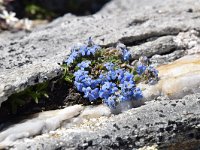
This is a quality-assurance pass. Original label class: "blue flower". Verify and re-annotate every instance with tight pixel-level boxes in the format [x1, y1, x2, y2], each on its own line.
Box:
[103, 95, 117, 108]
[104, 62, 115, 70]
[79, 45, 88, 56]
[119, 95, 129, 102]
[74, 70, 89, 82]
[116, 43, 131, 61]
[74, 70, 88, 76]
[102, 82, 118, 92]
[122, 49, 131, 61]
[99, 82, 118, 99]
[99, 89, 110, 99]
[87, 37, 101, 53]
[133, 87, 143, 100]
[79, 45, 100, 56]
[90, 79, 99, 89]
[147, 66, 159, 78]
[120, 71, 134, 84]
[82, 78, 99, 88]
[78, 38, 100, 56]
[74, 81, 84, 92]
[116, 69, 125, 81]
[82, 77, 92, 86]
[77, 61, 91, 69]
[65, 50, 79, 65]
[136, 64, 147, 75]
[98, 74, 109, 84]
[82, 87, 99, 101]
[88, 45, 100, 55]
[107, 70, 117, 81]
[119, 81, 135, 90]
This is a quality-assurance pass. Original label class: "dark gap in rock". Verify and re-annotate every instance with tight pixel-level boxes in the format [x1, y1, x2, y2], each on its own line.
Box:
[100, 34, 179, 49]
[126, 19, 148, 27]
[118, 29, 181, 47]
[6, 0, 111, 20]
[0, 73, 100, 131]
[188, 133, 195, 138]
[187, 8, 193, 13]
[192, 15, 200, 20]
[158, 47, 178, 56]
[120, 35, 166, 47]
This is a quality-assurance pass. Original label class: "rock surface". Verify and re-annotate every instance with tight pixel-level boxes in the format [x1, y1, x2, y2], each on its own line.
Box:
[0, 105, 111, 148]
[140, 54, 200, 100]
[8, 93, 200, 150]
[1, 0, 200, 105]
[0, 0, 200, 149]
[0, 105, 83, 147]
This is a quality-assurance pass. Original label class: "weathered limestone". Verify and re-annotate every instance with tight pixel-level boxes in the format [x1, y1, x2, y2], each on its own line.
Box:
[0, 0, 200, 149]
[149, 30, 200, 66]
[8, 93, 200, 149]
[129, 36, 177, 59]
[1, 0, 200, 105]
[0, 105, 83, 147]
[0, 104, 111, 148]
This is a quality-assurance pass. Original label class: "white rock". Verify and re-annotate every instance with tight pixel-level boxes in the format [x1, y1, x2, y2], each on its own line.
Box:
[0, 105, 83, 147]
[140, 54, 200, 100]
[62, 105, 112, 129]
[80, 104, 111, 119]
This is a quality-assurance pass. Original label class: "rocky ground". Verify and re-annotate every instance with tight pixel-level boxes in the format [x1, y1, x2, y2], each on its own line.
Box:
[0, 0, 200, 149]
[9, 94, 200, 150]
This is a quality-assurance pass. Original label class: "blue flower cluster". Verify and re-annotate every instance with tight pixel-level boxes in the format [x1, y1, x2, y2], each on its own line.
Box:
[136, 56, 158, 79]
[136, 58, 159, 85]
[64, 38, 158, 109]
[74, 67, 100, 101]
[147, 66, 159, 78]
[136, 64, 147, 75]
[74, 62, 143, 108]
[65, 38, 100, 65]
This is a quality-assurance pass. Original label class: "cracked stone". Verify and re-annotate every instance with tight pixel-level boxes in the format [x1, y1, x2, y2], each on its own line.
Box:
[1, 0, 200, 105]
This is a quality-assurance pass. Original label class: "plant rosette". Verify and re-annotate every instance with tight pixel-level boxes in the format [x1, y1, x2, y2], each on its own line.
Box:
[63, 38, 158, 109]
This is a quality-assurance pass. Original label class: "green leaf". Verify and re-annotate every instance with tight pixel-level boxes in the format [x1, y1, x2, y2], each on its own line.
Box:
[35, 97, 39, 104]
[134, 75, 141, 82]
[64, 76, 73, 83]
[75, 66, 79, 71]
[43, 93, 49, 98]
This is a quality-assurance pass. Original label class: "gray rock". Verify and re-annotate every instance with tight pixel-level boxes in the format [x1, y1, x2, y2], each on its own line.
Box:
[10, 93, 200, 149]
[149, 50, 186, 66]
[1, 0, 200, 105]
[100, 0, 200, 16]
[129, 36, 177, 59]
[0, 0, 199, 149]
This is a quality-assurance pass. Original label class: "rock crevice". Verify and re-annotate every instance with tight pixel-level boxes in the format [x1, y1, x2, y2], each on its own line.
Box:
[9, 94, 200, 150]
[0, 0, 200, 149]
